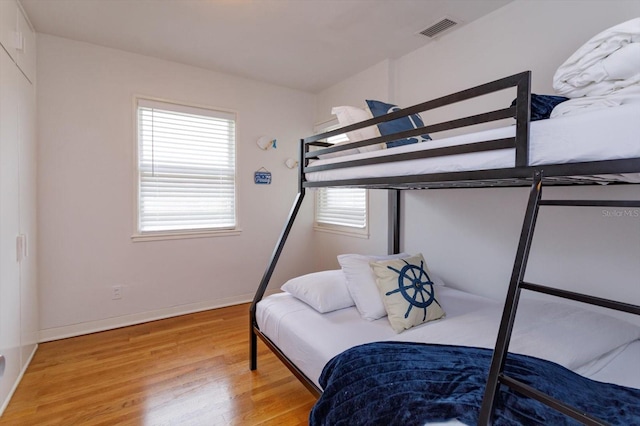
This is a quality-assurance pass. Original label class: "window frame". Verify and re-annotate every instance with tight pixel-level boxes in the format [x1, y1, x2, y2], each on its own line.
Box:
[313, 120, 369, 238]
[131, 96, 241, 242]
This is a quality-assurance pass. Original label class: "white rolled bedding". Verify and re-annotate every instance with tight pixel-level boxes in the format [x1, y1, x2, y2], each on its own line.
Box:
[553, 17, 640, 98]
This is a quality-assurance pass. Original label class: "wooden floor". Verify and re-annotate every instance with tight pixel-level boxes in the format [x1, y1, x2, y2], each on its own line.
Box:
[1, 304, 316, 425]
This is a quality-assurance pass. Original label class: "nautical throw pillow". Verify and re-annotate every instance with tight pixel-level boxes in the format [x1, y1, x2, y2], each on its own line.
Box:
[370, 253, 445, 333]
[365, 100, 431, 148]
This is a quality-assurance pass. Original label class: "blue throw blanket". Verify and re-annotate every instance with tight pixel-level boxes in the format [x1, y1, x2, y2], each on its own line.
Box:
[510, 93, 569, 121]
[310, 342, 640, 425]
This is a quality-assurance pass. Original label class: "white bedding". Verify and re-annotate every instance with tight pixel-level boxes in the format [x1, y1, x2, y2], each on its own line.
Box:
[551, 84, 640, 117]
[306, 103, 640, 184]
[553, 17, 640, 98]
[256, 286, 640, 389]
[586, 340, 640, 388]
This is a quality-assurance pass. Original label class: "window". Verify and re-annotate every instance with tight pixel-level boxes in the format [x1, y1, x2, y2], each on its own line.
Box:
[135, 98, 236, 239]
[314, 133, 368, 236]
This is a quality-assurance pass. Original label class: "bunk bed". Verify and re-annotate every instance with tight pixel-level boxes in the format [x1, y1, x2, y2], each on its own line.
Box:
[250, 20, 640, 423]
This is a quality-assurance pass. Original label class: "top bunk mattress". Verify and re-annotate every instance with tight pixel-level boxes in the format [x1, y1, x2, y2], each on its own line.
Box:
[306, 103, 640, 184]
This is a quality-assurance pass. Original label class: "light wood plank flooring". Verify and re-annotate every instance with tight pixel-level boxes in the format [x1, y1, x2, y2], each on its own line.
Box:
[0, 304, 316, 425]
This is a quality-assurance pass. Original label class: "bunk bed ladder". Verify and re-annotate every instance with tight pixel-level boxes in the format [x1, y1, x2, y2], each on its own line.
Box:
[479, 170, 640, 426]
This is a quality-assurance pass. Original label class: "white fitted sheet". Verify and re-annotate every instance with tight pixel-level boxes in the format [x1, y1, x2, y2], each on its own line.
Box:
[256, 287, 640, 389]
[257, 287, 497, 388]
[306, 103, 640, 183]
[581, 340, 640, 389]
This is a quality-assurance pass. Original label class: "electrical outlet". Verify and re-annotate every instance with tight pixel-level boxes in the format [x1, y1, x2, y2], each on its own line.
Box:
[112, 285, 123, 300]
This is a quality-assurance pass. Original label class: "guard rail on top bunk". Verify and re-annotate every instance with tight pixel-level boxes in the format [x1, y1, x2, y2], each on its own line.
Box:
[249, 70, 640, 397]
[303, 70, 532, 190]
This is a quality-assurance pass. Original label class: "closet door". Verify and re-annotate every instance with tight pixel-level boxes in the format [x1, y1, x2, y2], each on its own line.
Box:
[15, 5, 35, 83]
[0, 0, 18, 61]
[0, 46, 22, 408]
[18, 70, 37, 363]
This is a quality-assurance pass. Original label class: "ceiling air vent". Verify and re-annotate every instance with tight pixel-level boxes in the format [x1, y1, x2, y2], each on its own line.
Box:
[419, 18, 458, 38]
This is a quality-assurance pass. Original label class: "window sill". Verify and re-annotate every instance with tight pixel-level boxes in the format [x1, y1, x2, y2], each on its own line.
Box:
[313, 225, 369, 239]
[131, 228, 242, 242]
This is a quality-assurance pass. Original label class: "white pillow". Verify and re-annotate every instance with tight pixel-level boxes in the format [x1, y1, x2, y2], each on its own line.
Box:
[318, 106, 384, 159]
[316, 138, 360, 159]
[281, 270, 354, 313]
[338, 253, 409, 320]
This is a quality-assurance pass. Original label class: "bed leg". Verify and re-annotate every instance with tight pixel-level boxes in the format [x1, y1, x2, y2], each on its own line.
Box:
[388, 189, 401, 254]
[250, 323, 258, 370]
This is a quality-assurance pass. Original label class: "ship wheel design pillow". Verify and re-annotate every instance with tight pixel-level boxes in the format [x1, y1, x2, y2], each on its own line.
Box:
[370, 253, 445, 333]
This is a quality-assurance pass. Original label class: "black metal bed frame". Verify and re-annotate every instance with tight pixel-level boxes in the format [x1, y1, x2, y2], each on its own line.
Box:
[478, 171, 640, 425]
[249, 70, 640, 420]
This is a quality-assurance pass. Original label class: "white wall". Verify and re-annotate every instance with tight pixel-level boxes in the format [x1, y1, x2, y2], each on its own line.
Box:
[315, 0, 640, 312]
[315, 59, 392, 125]
[37, 35, 316, 339]
[37, 0, 640, 338]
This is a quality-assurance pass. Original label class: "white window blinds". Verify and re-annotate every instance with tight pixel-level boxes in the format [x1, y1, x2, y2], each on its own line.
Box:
[137, 99, 236, 233]
[315, 133, 367, 230]
[316, 187, 367, 228]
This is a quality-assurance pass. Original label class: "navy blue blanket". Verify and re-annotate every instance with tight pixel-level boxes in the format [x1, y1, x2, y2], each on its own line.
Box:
[310, 342, 640, 425]
[510, 93, 569, 121]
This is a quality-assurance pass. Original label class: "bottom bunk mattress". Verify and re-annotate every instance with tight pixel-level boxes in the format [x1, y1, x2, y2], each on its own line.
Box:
[309, 342, 640, 426]
[256, 287, 640, 389]
[256, 287, 499, 387]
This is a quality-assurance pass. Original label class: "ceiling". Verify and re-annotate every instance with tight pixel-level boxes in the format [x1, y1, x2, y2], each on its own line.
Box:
[21, 0, 512, 93]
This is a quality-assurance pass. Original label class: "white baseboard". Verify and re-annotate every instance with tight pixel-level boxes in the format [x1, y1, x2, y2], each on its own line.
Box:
[0, 344, 38, 417]
[39, 289, 280, 343]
